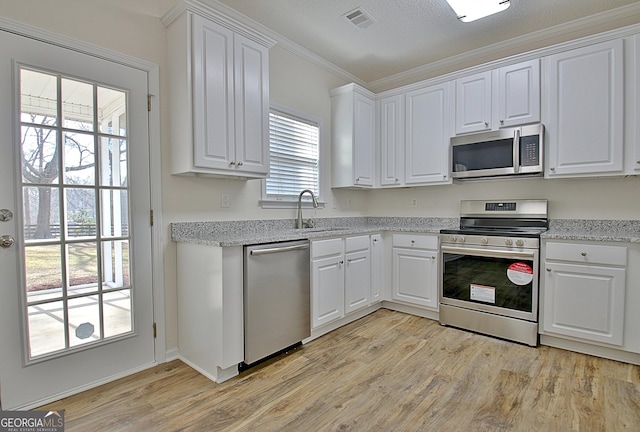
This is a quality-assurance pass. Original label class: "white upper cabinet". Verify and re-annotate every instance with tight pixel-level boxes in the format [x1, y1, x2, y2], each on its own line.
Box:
[630, 34, 640, 174]
[164, 4, 273, 178]
[331, 84, 376, 188]
[378, 94, 404, 186]
[455, 71, 492, 134]
[405, 83, 451, 185]
[455, 60, 540, 135]
[497, 59, 540, 128]
[544, 39, 624, 177]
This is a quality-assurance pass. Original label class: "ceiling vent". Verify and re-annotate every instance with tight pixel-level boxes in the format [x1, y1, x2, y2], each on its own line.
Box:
[344, 7, 377, 29]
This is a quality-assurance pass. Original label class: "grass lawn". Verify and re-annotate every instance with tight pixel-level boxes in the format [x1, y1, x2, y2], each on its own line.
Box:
[24, 242, 129, 292]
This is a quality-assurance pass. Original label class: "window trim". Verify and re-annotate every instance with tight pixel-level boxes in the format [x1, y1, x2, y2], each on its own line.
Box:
[260, 102, 324, 209]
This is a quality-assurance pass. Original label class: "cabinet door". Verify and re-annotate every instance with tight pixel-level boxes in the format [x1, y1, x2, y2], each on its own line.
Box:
[191, 14, 235, 170]
[546, 39, 624, 177]
[392, 247, 438, 309]
[455, 71, 491, 134]
[543, 262, 626, 346]
[633, 34, 640, 174]
[233, 34, 269, 175]
[498, 59, 540, 128]
[344, 249, 371, 314]
[353, 93, 375, 186]
[311, 255, 344, 328]
[378, 95, 404, 186]
[370, 234, 383, 304]
[405, 83, 450, 185]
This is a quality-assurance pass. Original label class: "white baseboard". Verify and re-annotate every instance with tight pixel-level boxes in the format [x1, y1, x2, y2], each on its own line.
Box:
[165, 347, 180, 362]
[11, 361, 157, 411]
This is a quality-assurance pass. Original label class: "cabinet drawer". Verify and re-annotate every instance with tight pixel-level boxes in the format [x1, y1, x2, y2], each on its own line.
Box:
[392, 233, 437, 250]
[545, 242, 627, 266]
[311, 238, 343, 258]
[345, 235, 370, 253]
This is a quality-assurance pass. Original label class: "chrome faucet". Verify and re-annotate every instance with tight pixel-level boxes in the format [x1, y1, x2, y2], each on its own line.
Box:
[296, 189, 319, 229]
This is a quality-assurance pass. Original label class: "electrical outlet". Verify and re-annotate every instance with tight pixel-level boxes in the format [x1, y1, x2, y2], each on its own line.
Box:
[221, 193, 230, 208]
[411, 199, 418, 208]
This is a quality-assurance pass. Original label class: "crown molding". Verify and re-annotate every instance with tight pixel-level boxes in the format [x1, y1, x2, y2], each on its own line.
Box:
[161, 0, 276, 48]
[368, 2, 640, 92]
[160, 1, 640, 92]
[162, 0, 366, 87]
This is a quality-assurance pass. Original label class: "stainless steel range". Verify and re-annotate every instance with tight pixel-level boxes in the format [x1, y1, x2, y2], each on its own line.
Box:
[439, 199, 548, 346]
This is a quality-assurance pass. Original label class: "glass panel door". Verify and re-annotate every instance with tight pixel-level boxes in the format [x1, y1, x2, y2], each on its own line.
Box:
[20, 67, 133, 360]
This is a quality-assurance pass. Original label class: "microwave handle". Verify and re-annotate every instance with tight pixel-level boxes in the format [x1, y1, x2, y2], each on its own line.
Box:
[513, 129, 520, 173]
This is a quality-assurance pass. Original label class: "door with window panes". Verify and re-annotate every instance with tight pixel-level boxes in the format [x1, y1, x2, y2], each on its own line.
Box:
[0, 29, 154, 410]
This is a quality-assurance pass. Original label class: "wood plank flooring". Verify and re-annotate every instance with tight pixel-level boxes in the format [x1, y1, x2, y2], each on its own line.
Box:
[40, 309, 640, 431]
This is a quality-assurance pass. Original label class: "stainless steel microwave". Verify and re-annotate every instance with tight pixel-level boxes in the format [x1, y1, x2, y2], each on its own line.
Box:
[450, 124, 544, 180]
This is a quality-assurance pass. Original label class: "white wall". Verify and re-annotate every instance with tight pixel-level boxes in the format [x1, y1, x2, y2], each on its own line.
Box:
[1, 0, 639, 358]
[365, 176, 640, 219]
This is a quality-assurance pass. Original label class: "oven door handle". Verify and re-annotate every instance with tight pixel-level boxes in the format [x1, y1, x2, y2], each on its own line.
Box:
[441, 245, 535, 260]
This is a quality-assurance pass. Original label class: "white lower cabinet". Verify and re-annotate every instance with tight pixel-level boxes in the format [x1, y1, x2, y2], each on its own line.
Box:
[370, 234, 383, 304]
[391, 233, 439, 310]
[311, 238, 345, 328]
[542, 241, 627, 346]
[311, 235, 375, 329]
[344, 236, 372, 314]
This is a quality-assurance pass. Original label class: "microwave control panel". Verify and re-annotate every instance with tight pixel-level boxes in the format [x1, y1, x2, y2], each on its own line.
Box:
[520, 135, 540, 166]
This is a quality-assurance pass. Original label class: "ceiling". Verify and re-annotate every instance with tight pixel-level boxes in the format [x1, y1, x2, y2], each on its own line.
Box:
[202, 0, 640, 86]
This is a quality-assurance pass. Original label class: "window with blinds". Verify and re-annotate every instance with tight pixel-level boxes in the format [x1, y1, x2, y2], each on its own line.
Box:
[264, 107, 320, 204]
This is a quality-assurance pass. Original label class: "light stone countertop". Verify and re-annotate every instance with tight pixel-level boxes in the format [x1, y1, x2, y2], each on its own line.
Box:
[171, 217, 458, 247]
[171, 217, 640, 247]
[542, 219, 640, 243]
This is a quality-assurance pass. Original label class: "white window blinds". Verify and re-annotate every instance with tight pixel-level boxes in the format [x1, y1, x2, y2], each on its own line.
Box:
[266, 109, 320, 199]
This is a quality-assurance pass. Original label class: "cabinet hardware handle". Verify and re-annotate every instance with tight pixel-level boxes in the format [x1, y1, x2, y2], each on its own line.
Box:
[546, 268, 551, 272]
[550, 167, 555, 171]
[339, 260, 344, 265]
[229, 161, 236, 166]
[581, 252, 587, 256]
[237, 161, 243, 166]
[484, 122, 489, 127]
[500, 119, 504, 124]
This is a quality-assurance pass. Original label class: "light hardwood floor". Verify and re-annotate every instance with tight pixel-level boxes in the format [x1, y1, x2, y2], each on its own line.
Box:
[40, 309, 640, 431]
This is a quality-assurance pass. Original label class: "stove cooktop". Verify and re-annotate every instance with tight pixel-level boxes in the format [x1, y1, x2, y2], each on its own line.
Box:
[440, 227, 547, 238]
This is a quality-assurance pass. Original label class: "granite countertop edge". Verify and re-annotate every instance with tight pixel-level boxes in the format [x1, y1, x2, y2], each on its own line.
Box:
[171, 217, 457, 247]
[172, 218, 640, 246]
[542, 219, 640, 243]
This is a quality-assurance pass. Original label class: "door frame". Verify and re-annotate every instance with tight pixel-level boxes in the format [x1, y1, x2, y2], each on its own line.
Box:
[0, 15, 166, 387]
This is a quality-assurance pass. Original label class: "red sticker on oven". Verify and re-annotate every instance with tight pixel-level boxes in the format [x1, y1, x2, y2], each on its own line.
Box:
[507, 262, 534, 285]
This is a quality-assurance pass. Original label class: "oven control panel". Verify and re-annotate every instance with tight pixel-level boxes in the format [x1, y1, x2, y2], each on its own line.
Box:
[440, 234, 539, 249]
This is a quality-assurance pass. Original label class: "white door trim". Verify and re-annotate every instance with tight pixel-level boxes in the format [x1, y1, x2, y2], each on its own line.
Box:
[0, 17, 166, 365]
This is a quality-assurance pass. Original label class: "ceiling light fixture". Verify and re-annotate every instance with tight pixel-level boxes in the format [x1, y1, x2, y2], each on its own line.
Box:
[446, 0, 510, 22]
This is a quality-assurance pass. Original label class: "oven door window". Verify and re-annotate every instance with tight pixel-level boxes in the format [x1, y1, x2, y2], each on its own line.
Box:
[442, 253, 534, 312]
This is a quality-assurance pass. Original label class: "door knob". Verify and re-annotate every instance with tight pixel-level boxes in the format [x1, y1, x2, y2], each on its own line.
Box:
[0, 235, 15, 248]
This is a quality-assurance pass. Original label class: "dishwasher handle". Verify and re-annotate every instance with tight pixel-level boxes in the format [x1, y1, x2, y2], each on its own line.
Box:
[249, 243, 309, 256]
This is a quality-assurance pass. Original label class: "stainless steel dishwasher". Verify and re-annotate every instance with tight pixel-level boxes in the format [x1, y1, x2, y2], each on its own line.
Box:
[243, 240, 311, 366]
